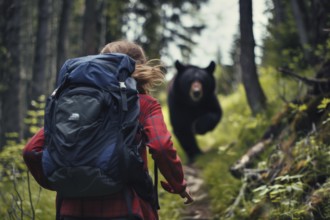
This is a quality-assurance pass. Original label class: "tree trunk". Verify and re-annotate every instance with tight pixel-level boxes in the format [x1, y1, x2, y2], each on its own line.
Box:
[81, 0, 98, 56]
[24, 0, 50, 138]
[290, 0, 308, 46]
[56, 0, 73, 81]
[272, 0, 285, 24]
[104, 1, 125, 43]
[239, 0, 267, 115]
[0, 0, 22, 148]
[308, 0, 330, 64]
[29, 0, 50, 103]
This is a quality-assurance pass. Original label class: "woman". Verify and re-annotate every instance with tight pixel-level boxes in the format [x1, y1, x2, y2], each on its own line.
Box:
[23, 40, 193, 220]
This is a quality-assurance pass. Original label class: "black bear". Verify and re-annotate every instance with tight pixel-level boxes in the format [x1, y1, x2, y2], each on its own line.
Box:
[168, 60, 222, 163]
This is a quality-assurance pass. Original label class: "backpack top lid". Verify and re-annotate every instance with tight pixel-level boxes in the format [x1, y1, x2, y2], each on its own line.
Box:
[57, 53, 136, 89]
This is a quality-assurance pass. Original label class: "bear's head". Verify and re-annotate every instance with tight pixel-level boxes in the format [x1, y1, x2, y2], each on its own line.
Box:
[173, 60, 216, 104]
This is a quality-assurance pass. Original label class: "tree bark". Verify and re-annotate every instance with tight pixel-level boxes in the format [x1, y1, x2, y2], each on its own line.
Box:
[0, 0, 22, 148]
[56, 0, 73, 81]
[30, 0, 50, 103]
[290, 0, 309, 48]
[81, 0, 98, 56]
[104, 1, 126, 43]
[272, 0, 285, 24]
[239, 0, 267, 115]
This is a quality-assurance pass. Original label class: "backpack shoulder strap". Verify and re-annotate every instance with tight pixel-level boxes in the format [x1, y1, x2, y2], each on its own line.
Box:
[154, 162, 160, 210]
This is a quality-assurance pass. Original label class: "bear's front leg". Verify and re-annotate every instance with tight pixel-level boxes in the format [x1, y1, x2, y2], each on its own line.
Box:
[173, 128, 202, 164]
[193, 113, 221, 134]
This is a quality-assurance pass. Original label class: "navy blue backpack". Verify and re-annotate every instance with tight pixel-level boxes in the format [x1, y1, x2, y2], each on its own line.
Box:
[42, 53, 153, 198]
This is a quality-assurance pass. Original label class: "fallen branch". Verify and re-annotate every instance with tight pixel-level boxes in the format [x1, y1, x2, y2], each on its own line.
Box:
[225, 178, 247, 218]
[230, 138, 272, 178]
[225, 168, 268, 218]
[278, 67, 330, 86]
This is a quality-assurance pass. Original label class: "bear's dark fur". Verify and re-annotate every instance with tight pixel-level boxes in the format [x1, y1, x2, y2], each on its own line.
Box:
[168, 60, 222, 163]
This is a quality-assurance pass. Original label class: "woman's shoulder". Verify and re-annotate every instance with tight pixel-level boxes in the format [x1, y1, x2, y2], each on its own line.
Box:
[138, 94, 161, 113]
[138, 94, 158, 104]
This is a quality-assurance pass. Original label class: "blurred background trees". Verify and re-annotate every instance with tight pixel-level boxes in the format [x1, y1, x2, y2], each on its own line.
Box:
[0, 0, 208, 148]
[2, 0, 330, 148]
[262, 0, 330, 68]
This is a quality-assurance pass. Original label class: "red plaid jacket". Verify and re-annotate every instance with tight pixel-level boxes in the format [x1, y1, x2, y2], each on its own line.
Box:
[23, 94, 187, 220]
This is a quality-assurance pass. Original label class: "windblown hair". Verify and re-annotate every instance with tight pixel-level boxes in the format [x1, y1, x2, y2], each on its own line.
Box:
[100, 40, 165, 94]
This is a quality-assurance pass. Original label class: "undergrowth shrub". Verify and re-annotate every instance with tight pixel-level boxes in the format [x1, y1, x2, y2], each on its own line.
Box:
[0, 141, 56, 220]
[0, 96, 56, 220]
[193, 66, 306, 219]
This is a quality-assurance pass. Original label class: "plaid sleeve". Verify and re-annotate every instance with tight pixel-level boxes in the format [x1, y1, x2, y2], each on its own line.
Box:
[139, 95, 187, 194]
[22, 128, 54, 190]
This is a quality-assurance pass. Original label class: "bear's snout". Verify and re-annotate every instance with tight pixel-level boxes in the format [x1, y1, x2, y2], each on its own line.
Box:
[190, 81, 203, 101]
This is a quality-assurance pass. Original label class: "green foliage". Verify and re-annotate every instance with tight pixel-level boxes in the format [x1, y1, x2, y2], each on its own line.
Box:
[262, 0, 330, 69]
[244, 134, 330, 220]
[317, 98, 330, 111]
[24, 95, 45, 136]
[252, 174, 305, 215]
[210, 106, 330, 220]
[0, 96, 56, 220]
[0, 140, 56, 220]
[262, 2, 301, 68]
[158, 188, 182, 220]
[198, 66, 293, 151]
[309, 180, 330, 220]
[198, 151, 241, 219]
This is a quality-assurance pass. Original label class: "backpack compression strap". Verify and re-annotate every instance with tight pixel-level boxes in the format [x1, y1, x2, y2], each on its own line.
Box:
[154, 162, 160, 210]
[119, 81, 128, 111]
[118, 72, 128, 111]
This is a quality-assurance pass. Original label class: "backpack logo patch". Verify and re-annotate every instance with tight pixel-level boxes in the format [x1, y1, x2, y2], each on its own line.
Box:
[68, 113, 80, 121]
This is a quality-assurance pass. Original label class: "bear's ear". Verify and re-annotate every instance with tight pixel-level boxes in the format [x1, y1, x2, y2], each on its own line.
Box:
[175, 60, 185, 73]
[205, 61, 216, 74]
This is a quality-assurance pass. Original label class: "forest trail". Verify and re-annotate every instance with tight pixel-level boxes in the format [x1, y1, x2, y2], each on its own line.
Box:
[181, 165, 212, 220]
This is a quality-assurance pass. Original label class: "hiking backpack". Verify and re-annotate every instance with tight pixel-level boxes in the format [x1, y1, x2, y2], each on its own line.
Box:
[42, 53, 149, 198]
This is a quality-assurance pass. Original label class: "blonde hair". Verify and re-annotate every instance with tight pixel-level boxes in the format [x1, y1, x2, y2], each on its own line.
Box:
[100, 40, 165, 94]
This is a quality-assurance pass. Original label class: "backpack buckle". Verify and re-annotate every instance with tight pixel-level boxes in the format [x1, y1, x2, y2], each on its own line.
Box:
[119, 81, 126, 90]
[119, 81, 128, 111]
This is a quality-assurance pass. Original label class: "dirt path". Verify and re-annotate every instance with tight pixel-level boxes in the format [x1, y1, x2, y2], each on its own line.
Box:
[180, 165, 213, 220]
